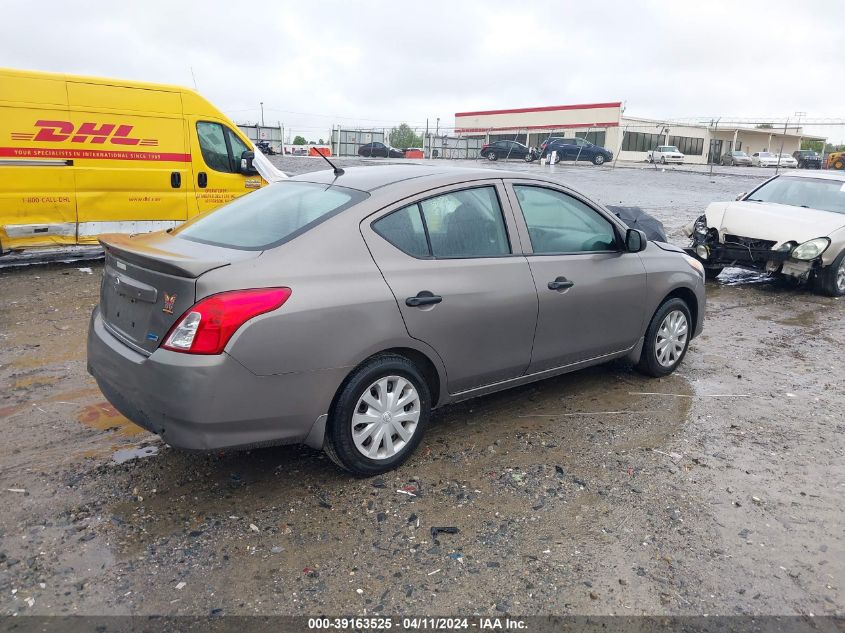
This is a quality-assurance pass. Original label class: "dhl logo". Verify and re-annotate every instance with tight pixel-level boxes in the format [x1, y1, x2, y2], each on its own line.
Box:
[10, 120, 158, 147]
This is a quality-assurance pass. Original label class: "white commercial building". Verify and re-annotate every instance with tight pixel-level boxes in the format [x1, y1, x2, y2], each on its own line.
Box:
[455, 103, 826, 164]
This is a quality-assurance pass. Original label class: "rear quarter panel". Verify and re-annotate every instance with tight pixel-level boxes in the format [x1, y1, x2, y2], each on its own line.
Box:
[196, 214, 422, 378]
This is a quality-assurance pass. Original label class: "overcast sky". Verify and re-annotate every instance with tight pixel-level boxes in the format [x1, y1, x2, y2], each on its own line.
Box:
[2, 1, 843, 142]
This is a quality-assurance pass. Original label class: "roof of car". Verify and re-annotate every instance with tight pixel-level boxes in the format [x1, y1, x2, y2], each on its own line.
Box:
[288, 165, 533, 192]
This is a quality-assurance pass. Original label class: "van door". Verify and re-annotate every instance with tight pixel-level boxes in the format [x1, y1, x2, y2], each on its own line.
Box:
[189, 119, 262, 215]
[0, 73, 77, 251]
[65, 82, 191, 242]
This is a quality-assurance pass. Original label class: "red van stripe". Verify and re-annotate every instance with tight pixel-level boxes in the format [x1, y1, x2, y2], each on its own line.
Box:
[0, 147, 191, 162]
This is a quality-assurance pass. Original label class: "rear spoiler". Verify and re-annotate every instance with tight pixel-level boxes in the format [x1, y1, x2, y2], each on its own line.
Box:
[98, 233, 230, 279]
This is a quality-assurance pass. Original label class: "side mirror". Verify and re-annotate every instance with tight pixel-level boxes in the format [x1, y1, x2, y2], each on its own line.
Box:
[240, 150, 258, 175]
[625, 228, 647, 253]
[735, 192, 746, 201]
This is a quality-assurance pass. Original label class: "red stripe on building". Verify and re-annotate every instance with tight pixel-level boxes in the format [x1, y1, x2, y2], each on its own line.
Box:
[455, 121, 620, 133]
[0, 147, 191, 162]
[455, 102, 623, 117]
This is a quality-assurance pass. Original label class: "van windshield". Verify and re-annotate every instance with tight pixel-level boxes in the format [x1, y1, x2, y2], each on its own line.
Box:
[175, 182, 368, 250]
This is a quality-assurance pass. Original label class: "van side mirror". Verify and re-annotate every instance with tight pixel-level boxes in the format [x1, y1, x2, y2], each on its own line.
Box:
[735, 192, 746, 201]
[240, 150, 258, 175]
[625, 228, 647, 253]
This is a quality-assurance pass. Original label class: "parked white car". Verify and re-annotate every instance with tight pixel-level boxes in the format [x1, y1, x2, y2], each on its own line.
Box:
[777, 153, 799, 168]
[648, 145, 685, 164]
[684, 171, 845, 296]
[751, 151, 780, 167]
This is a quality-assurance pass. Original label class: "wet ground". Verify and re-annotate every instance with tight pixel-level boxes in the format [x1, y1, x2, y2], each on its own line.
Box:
[1, 160, 843, 618]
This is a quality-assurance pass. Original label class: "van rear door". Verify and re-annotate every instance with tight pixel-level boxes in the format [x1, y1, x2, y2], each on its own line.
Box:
[0, 71, 77, 251]
[66, 81, 190, 243]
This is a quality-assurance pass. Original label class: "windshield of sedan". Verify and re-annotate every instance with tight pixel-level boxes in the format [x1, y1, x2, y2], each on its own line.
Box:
[659, 146, 680, 152]
[733, 151, 747, 156]
[745, 176, 845, 214]
[758, 152, 775, 157]
[174, 182, 369, 250]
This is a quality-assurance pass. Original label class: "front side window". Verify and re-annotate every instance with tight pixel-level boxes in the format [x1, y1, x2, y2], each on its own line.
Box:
[175, 182, 368, 250]
[196, 122, 251, 173]
[420, 187, 510, 258]
[196, 122, 231, 172]
[514, 185, 618, 254]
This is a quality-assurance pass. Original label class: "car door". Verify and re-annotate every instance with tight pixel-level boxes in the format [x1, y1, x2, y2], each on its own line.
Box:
[361, 181, 538, 394]
[190, 120, 259, 214]
[505, 181, 648, 372]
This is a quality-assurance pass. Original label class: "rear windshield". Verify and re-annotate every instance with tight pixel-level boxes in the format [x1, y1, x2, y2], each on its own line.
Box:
[174, 182, 368, 250]
[746, 176, 845, 214]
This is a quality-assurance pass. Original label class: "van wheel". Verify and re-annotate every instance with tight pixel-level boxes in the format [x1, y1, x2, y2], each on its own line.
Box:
[815, 249, 845, 297]
[636, 298, 692, 377]
[324, 354, 430, 476]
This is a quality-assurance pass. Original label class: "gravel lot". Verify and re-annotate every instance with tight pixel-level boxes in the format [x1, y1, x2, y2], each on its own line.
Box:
[1, 158, 843, 618]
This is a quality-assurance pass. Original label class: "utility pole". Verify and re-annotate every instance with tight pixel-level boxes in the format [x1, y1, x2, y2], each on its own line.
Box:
[424, 118, 429, 159]
[435, 117, 440, 137]
[260, 102, 265, 127]
[775, 118, 789, 175]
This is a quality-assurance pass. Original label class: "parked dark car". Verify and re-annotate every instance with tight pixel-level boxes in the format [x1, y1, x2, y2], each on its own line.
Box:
[255, 140, 276, 155]
[541, 137, 613, 165]
[480, 140, 537, 162]
[720, 150, 752, 166]
[793, 149, 822, 169]
[358, 142, 405, 158]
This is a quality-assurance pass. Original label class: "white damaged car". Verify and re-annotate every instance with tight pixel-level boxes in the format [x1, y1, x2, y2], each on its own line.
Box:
[685, 171, 845, 296]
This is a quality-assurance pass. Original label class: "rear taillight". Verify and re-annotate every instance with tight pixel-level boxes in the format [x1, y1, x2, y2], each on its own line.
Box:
[162, 288, 291, 355]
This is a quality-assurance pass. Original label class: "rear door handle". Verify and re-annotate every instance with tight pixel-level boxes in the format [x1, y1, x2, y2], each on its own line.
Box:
[406, 291, 442, 307]
[170, 171, 181, 188]
[548, 276, 575, 291]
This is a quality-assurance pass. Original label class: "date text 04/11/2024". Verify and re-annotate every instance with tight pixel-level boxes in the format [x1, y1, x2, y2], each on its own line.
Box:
[307, 617, 528, 630]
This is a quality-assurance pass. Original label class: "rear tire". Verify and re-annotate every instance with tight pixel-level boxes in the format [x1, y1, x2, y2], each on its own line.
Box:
[524, 153, 534, 162]
[487, 151, 498, 161]
[815, 249, 845, 297]
[660, 156, 667, 165]
[324, 354, 430, 476]
[636, 298, 692, 378]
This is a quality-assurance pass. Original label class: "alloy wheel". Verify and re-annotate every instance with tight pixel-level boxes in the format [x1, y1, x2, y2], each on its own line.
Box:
[655, 309, 689, 368]
[351, 376, 420, 460]
[837, 259, 845, 293]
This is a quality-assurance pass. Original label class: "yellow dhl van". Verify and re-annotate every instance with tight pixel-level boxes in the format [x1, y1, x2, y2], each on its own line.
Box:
[0, 68, 272, 254]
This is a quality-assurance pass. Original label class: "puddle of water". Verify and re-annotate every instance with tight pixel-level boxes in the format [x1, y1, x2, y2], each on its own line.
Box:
[112, 445, 159, 464]
[78, 402, 146, 437]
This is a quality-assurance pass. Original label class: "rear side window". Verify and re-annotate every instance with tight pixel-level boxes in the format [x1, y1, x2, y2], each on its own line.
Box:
[175, 182, 368, 250]
[373, 204, 429, 257]
[372, 186, 510, 259]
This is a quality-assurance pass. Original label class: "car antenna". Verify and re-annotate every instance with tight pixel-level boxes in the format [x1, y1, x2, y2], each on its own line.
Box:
[313, 147, 344, 176]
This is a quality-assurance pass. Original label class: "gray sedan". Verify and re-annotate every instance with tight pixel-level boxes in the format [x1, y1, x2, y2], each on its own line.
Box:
[87, 166, 706, 475]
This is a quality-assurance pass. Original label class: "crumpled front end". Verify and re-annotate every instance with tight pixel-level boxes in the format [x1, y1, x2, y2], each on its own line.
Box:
[684, 214, 825, 282]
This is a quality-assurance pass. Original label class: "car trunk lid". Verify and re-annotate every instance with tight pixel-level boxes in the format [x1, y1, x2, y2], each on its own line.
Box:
[99, 232, 260, 355]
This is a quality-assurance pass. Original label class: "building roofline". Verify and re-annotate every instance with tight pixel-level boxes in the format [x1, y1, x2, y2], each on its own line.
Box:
[455, 102, 623, 118]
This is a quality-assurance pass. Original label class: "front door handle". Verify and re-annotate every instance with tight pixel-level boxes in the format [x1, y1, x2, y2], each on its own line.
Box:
[170, 171, 181, 188]
[198, 172, 208, 188]
[548, 276, 575, 291]
[406, 291, 442, 307]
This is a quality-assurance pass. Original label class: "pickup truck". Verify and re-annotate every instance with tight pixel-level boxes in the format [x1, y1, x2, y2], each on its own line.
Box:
[648, 145, 685, 164]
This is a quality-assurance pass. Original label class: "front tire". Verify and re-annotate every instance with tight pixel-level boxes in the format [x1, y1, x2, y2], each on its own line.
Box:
[636, 298, 692, 377]
[593, 154, 606, 165]
[816, 249, 845, 297]
[660, 156, 667, 165]
[324, 354, 430, 476]
[524, 153, 534, 162]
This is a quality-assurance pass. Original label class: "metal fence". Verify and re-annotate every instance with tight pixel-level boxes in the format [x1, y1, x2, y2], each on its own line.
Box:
[331, 126, 483, 159]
